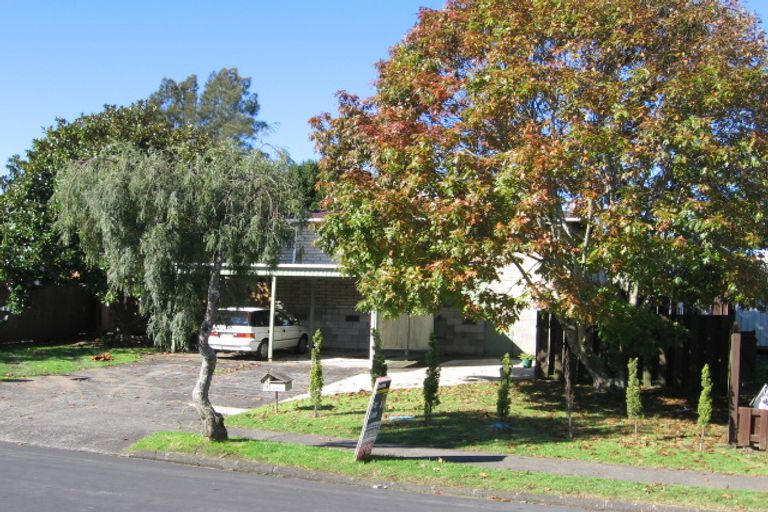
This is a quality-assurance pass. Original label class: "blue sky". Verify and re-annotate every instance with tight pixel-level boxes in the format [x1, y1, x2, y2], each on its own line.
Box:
[1, 0, 766, 174]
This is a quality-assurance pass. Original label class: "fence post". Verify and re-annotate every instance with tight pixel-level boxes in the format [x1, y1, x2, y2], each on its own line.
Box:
[729, 332, 742, 444]
[760, 411, 768, 451]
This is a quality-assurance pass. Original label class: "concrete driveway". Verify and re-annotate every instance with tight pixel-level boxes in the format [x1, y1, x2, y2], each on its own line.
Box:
[0, 352, 368, 454]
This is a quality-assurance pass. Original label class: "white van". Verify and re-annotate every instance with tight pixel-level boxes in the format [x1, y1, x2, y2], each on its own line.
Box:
[208, 307, 309, 359]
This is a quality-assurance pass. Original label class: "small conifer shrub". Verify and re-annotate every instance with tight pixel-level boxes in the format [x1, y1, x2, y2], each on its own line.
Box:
[697, 364, 713, 451]
[497, 353, 512, 420]
[626, 357, 643, 440]
[423, 332, 441, 423]
[309, 329, 324, 417]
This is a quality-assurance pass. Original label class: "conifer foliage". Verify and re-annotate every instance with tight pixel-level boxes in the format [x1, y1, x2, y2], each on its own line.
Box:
[697, 364, 713, 451]
[309, 329, 324, 417]
[497, 353, 512, 420]
[626, 357, 643, 440]
[423, 332, 441, 423]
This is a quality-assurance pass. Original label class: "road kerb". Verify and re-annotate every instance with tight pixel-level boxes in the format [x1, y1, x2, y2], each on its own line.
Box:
[128, 449, 710, 512]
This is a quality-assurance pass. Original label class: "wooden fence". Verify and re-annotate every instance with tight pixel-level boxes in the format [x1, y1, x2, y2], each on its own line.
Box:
[736, 407, 768, 450]
[534, 307, 743, 399]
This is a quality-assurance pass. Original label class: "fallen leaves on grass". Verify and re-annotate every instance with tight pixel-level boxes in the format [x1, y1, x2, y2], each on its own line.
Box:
[90, 352, 113, 362]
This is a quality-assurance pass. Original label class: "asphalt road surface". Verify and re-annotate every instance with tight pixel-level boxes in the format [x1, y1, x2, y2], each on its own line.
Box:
[0, 442, 589, 512]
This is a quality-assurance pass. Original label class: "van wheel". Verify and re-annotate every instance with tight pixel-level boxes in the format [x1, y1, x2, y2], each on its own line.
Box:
[295, 335, 309, 355]
[257, 340, 269, 360]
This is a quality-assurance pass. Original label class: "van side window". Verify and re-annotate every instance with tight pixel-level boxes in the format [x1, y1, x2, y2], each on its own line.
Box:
[250, 310, 270, 327]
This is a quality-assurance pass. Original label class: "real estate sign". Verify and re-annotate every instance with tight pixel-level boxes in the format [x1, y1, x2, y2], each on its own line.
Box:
[354, 376, 392, 461]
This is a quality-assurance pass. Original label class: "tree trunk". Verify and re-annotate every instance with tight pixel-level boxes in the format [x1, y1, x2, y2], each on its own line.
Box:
[192, 254, 228, 441]
[562, 322, 624, 391]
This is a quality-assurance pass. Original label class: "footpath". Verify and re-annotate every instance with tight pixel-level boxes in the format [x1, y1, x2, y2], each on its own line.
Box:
[224, 426, 768, 493]
[201, 359, 768, 494]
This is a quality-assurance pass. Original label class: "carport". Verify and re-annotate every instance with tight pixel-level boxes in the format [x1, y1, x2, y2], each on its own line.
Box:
[242, 263, 379, 364]
[226, 216, 514, 361]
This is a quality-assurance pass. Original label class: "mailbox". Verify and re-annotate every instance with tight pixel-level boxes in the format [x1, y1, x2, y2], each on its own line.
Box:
[261, 372, 293, 413]
[261, 372, 293, 392]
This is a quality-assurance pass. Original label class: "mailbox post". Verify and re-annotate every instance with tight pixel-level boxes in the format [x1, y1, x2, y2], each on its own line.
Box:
[261, 372, 293, 413]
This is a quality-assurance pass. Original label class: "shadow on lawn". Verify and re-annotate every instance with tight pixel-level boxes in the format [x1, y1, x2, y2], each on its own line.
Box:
[294, 404, 337, 412]
[516, 380, 700, 422]
[373, 380, 711, 450]
[377, 410, 625, 449]
[0, 338, 152, 366]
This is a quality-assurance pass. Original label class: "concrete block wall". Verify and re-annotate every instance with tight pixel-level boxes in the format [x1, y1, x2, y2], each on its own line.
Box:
[486, 259, 541, 355]
[273, 277, 370, 351]
[435, 306, 485, 355]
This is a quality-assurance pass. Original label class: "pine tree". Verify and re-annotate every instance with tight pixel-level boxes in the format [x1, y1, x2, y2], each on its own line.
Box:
[423, 332, 441, 424]
[309, 329, 324, 418]
[497, 353, 512, 420]
[370, 329, 387, 387]
[626, 357, 643, 440]
[697, 364, 713, 451]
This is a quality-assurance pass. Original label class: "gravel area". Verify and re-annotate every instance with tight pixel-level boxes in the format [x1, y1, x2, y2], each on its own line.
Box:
[0, 351, 368, 454]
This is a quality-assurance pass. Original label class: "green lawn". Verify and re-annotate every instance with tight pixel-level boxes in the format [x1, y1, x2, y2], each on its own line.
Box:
[0, 338, 156, 379]
[227, 380, 768, 476]
[131, 432, 768, 511]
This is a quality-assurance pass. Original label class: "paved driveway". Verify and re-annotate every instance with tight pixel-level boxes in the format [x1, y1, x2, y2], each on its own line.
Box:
[0, 352, 368, 454]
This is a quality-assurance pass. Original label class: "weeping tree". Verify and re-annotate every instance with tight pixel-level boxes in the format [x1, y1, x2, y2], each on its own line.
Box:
[53, 142, 299, 440]
[0, 102, 204, 316]
[2, 69, 265, 320]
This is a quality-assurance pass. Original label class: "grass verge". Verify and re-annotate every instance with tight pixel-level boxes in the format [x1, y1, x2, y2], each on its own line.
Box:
[0, 338, 156, 379]
[131, 432, 768, 511]
[227, 381, 768, 476]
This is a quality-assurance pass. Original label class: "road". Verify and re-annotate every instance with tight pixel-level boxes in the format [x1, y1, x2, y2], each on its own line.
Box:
[0, 442, 588, 512]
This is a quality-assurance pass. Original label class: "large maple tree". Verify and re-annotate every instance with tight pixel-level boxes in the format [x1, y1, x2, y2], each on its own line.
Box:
[312, 0, 768, 388]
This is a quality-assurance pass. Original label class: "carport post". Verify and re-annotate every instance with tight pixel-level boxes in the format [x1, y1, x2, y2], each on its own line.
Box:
[369, 310, 379, 369]
[268, 275, 277, 361]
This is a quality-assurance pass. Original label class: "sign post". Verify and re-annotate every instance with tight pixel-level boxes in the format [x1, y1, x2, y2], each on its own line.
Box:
[354, 376, 392, 461]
